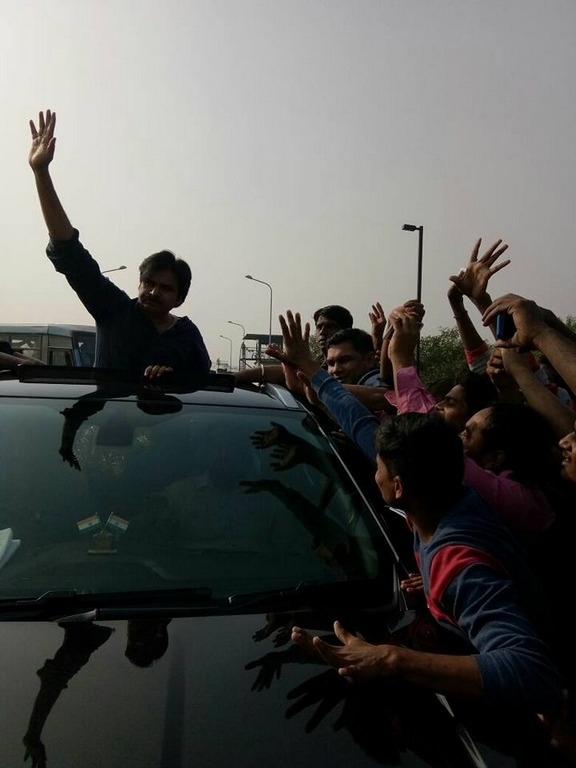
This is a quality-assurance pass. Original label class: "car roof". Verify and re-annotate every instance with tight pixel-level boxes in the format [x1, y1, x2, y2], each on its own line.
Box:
[0, 367, 304, 410]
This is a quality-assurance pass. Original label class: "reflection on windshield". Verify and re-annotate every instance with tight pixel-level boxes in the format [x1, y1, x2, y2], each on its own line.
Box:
[0, 395, 390, 600]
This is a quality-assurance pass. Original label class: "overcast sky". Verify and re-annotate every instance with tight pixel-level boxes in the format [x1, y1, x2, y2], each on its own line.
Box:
[1, 0, 575, 367]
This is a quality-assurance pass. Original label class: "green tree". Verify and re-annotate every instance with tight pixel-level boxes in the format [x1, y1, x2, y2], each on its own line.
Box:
[418, 326, 468, 386]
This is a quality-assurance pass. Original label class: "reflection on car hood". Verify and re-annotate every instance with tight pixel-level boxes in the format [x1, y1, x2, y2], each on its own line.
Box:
[0, 611, 558, 768]
[0, 611, 495, 768]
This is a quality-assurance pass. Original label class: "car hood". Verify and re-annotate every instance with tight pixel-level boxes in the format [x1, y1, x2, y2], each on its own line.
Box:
[0, 611, 474, 768]
[0, 612, 553, 768]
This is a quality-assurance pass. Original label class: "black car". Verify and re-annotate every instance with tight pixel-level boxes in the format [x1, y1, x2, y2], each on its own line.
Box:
[0, 366, 566, 767]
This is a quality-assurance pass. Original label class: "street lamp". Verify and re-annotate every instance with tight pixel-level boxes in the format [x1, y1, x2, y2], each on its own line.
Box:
[102, 265, 127, 274]
[228, 320, 246, 370]
[402, 223, 424, 370]
[401, 224, 423, 302]
[245, 275, 273, 346]
[227, 320, 246, 338]
[219, 334, 233, 371]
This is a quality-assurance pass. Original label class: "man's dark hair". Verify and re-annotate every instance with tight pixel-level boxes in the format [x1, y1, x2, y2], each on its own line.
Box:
[313, 305, 353, 329]
[456, 371, 498, 417]
[375, 412, 464, 505]
[480, 402, 556, 485]
[326, 328, 375, 355]
[139, 251, 192, 302]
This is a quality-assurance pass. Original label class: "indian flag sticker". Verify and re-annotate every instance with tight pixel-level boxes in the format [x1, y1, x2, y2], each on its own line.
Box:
[77, 515, 101, 533]
[108, 514, 129, 533]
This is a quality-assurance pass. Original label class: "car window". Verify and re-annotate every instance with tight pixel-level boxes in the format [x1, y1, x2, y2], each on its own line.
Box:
[0, 396, 393, 600]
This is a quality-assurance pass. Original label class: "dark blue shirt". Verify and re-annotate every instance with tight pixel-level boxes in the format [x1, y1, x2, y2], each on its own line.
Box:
[47, 230, 211, 379]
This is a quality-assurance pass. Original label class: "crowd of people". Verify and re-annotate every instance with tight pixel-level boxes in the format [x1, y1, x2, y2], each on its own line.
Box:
[2, 110, 575, 759]
[266, 251, 576, 760]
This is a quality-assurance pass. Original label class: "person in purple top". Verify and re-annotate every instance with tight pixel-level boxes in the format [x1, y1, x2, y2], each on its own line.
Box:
[28, 110, 210, 382]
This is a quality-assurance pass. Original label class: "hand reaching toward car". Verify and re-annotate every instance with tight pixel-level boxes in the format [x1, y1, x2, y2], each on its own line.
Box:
[292, 621, 396, 682]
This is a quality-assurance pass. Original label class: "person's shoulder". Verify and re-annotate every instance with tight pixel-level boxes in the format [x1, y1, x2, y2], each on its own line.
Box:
[435, 487, 503, 540]
[173, 316, 204, 337]
[357, 368, 389, 388]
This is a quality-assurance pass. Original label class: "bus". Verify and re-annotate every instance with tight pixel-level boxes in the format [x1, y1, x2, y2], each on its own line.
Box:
[0, 324, 96, 367]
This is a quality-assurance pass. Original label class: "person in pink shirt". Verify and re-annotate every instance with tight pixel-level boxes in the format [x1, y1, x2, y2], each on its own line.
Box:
[386, 308, 555, 537]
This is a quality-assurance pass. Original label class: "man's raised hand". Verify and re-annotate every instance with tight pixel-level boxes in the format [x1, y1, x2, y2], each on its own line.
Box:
[482, 293, 550, 349]
[449, 238, 510, 304]
[29, 110, 57, 171]
[278, 311, 319, 377]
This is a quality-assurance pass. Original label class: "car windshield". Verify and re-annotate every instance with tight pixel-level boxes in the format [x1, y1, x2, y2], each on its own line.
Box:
[0, 391, 394, 602]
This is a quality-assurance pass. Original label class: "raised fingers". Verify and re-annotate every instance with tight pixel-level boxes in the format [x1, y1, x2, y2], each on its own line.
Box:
[469, 238, 482, 262]
[480, 239, 508, 265]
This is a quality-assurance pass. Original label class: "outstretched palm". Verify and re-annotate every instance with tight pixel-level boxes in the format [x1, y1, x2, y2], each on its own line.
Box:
[450, 238, 510, 303]
[29, 110, 57, 170]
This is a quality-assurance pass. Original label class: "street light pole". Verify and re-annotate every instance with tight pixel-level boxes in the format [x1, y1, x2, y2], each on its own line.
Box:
[219, 334, 233, 371]
[102, 265, 127, 275]
[402, 223, 424, 370]
[228, 320, 246, 370]
[245, 275, 273, 347]
[401, 224, 423, 302]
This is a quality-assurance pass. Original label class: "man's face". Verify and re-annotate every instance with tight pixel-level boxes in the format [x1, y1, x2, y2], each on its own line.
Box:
[460, 407, 493, 465]
[434, 385, 469, 432]
[559, 424, 576, 483]
[314, 315, 342, 351]
[137, 269, 181, 318]
[375, 455, 399, 506]
[326, 341, 375, 385]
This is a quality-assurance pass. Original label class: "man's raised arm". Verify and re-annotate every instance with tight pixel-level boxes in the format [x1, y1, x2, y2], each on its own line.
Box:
[29, 110, 74, 241]
[483, 293, 576, 397]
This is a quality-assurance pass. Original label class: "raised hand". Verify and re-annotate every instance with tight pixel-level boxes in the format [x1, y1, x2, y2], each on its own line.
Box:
[368, 302, 386, 351]
[482, 294, 551, 349]
[401, 299, 425, 321]
[29, 110, 57, 171]
[387, 310, 422, 367]
[278, 311, 319, 376]
[485, 347, 520, 397]
[264, 342, 291, 365]
[449, 238, 510, 304]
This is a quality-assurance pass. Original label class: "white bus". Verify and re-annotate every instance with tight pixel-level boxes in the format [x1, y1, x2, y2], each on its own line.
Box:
[0, 324, 96, 367]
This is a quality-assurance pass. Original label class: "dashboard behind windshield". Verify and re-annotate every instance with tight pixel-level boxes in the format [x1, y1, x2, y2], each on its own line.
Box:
[0, 395, 394, 602]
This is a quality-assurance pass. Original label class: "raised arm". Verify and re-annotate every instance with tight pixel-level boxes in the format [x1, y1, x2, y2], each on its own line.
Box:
[28, 110, 74, 241]
[483, 293, 576, 397]
[447, 282, 486, 356]
[368, 301, 386, 362]
[499, 347, 575, 439]
[449, 237, 510, 341]
[387, 309, 436, 415]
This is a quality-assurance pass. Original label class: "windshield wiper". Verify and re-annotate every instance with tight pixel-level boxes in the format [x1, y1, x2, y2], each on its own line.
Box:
[0, 587, 213, 620]
[228, 578, 397, 613]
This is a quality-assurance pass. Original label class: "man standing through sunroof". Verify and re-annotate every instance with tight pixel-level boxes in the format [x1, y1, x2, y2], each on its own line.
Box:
[28, 110, 210, 382]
